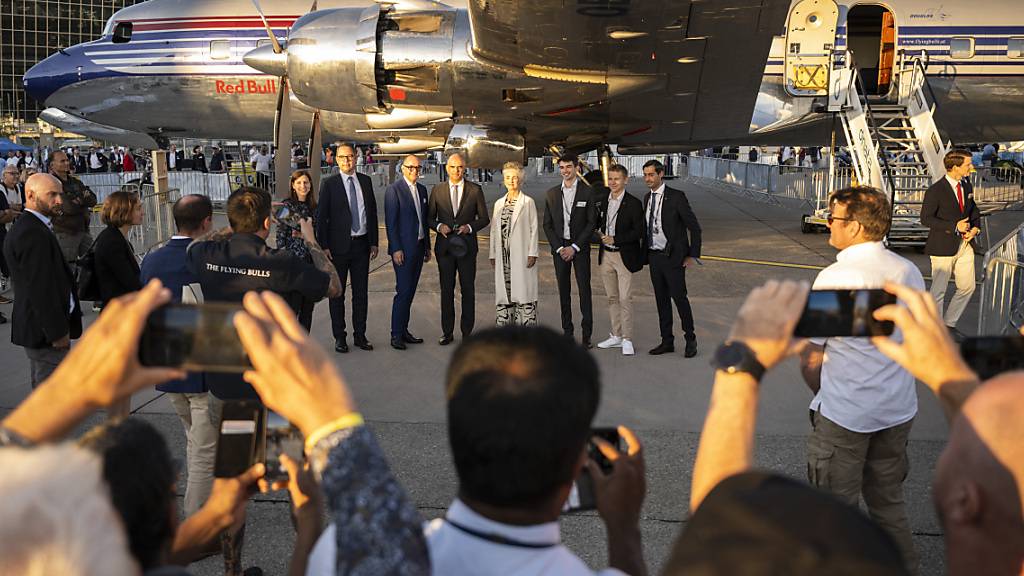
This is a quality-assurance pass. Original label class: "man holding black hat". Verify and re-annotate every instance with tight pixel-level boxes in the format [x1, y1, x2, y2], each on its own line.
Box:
[427, 153, 489, 345]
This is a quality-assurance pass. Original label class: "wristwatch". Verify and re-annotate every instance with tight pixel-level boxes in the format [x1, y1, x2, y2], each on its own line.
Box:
[711, 341, 766, 381]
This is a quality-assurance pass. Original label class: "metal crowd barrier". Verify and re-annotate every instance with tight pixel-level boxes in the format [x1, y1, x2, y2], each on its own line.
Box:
[87, 184, 182, 259]
[971, 166, 1024, 209]
[978, 223, 1024, 335]
[683, 156, 852, 207]
[78, 171, 233, 203]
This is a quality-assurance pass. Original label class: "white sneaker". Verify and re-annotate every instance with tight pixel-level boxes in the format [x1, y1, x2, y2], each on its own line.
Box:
[622, 340, 635, 356]
[597, 334, 623, 349]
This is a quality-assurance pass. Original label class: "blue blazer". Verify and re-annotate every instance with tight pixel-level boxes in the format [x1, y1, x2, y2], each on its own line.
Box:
[140, 237, 206, 394]
[384, 179, 431, 256]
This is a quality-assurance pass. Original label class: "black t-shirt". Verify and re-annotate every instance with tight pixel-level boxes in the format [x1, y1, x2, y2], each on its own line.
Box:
[187, 233, 329, 398]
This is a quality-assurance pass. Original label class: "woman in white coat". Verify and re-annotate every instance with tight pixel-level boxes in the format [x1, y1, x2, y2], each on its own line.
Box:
[489, 162, 539, 326]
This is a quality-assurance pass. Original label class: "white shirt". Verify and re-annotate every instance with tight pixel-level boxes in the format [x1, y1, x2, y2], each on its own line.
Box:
[945, 174, 964, 206]
[303, 500, 626, 576]
[340, 171, 367, 236]
[646, 184, 668, 250]
[1, 182, 19, 207]
[254, 152, 272, 173]
[90, 153, 102, 169]
[809, 241, 925, 433]
[405, 178, 424, 240]
[561, 179, 577, 240]
[605, 191, 624, 245]
[168, 151, 177, 169]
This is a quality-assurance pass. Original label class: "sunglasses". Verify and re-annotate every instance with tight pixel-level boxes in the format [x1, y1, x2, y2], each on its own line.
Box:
[826, 215, 855, 225]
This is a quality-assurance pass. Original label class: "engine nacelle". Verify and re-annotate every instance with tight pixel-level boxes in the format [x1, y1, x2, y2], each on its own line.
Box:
[444, 125, 526, 169]
[284, 7, 382, 114]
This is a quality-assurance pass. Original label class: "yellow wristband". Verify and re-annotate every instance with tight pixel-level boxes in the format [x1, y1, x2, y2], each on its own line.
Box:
[303, 413, 365, 454]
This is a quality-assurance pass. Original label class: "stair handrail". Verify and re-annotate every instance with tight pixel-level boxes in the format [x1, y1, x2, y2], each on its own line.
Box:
[847, 50, 900, 221]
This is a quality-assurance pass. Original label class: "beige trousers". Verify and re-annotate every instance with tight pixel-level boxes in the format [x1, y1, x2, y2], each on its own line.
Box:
[929, 240, 975, 328]
[600, 251, 636, 339]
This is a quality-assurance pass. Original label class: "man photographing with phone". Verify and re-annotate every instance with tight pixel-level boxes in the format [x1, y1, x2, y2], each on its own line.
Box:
[796, 186, 925, 574]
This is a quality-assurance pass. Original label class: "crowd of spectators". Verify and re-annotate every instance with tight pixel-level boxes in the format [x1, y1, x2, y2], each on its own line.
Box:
[2, 179, 1024, 576]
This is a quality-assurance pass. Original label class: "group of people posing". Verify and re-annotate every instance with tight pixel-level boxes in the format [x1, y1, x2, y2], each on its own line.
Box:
[303, 147, 704, 356]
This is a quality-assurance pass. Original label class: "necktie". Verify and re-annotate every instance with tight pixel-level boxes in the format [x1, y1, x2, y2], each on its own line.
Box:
[451, 184, 460, 215]
[347, 177, 360, 234]
[956, 182, 964, 213]
[647, 194, 656, 247]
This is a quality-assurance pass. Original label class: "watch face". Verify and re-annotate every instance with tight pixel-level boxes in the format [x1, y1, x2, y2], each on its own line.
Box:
[718, 344, 745, 367]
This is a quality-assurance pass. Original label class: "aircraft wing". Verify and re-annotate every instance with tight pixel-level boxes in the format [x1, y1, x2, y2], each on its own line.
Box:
[468, 0, 791, 143]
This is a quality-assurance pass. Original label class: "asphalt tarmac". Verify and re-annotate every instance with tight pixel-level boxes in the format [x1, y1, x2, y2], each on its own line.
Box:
[2, 169, 1020, 575]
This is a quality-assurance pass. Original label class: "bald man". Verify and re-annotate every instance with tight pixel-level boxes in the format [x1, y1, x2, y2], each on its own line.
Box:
[384, 154, 431, 350]
[4, 173, 83, 387]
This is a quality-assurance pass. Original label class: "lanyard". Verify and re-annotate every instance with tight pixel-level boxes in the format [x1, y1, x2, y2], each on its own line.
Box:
[444, 518, 559, 549]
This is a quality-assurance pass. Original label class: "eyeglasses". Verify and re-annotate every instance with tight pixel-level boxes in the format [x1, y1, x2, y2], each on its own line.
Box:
[826, 215, 855, 225]
[402, 165, 422, 171]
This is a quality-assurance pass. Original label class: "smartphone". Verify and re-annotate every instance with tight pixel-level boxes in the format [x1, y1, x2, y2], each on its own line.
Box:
[139, 303, 252, 372]
[214, 400, 264, 478]
[961, 336, 1024, 380]
[563, 427, 621, 513]
[264, 410, 304, 482]
[794, 289, 897, 338]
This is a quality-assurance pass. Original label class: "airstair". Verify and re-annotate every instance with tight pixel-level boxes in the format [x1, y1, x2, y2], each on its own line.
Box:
[805, 52, 948, 247]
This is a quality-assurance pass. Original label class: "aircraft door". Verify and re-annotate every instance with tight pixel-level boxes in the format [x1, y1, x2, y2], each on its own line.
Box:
[784, 0, 840, 97]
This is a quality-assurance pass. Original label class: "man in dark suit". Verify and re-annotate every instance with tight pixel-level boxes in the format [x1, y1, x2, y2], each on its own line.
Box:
[167, 144, 184, 171]
[642, 159, 702, 357]
[427, 153, 490, 345]
[3, 173, 83, 387]
[543, 155, 598, 348]
[594, 164, 646, 356]
[316, 143, 380, 353]
[921, 149, 982, 340]
[385, 154, 431, 350]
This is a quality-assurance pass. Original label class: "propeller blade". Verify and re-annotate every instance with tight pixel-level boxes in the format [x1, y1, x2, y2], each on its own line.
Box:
[273, 77, 293, 199]
[308, 110, 323, 196]
[250, 0, 284, 54]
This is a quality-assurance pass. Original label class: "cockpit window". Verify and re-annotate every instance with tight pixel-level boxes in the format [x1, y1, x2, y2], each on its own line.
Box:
[112, 21, 133, 44]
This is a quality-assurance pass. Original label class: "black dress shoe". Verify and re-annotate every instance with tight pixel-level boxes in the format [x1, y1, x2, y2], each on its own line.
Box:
[334, 339, 349, 353]
[439, 335, 454, 346]
[391, 337, 407, 350]
[582, 338, 593, 350]
[649, 343, 675, 355]
[403, 332, 424, 344]
[684, 340, 698, 358]
[354, 338, 374, 351]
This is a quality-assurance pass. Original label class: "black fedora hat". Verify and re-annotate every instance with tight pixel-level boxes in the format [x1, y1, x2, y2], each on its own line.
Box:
[447, 233, 469, 258]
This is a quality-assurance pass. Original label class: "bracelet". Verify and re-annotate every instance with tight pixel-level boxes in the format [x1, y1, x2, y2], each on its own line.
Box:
[303, 413, 364, 454]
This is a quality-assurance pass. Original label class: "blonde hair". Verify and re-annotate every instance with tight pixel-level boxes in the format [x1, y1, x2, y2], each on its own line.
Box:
[101, 191, 141, 228]
[0, 445, 139, 576]
[502, 161, 523, 173]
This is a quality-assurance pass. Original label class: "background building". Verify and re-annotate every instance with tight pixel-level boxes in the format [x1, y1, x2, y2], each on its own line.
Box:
[0, 0, 139, 133]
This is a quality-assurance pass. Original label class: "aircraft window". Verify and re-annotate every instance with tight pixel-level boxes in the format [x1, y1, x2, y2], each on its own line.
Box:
[949, 37, 975, 59]
[210, 40, 231, 60]
[257, 39, 270, 48]
[112, 21, 132, 44]
[1009, 38, 1024, 59]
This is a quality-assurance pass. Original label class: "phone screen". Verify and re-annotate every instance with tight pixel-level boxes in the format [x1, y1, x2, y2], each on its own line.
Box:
[139, 303, 252, 372]
[961, 336, 1024, 380]
[563, 427, 621, 514]
[273, 204, 291, 222]
[794, 289, 897, 338]
[264, 410, 304, 482]
[214, 400, 263, 478]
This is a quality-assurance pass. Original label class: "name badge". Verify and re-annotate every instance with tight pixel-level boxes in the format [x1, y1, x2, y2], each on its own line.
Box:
[575, 201, 587, 207]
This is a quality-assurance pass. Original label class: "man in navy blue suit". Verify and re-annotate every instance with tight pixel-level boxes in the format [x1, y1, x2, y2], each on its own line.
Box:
[139, 193, 215, 517]
[384, 154, 431, 350]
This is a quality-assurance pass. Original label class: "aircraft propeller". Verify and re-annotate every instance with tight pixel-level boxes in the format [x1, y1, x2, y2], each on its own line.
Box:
[250, 0, 323, 199]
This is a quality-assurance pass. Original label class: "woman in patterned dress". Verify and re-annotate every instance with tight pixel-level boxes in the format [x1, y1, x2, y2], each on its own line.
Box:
[275, 169, 318, 330]
[489, 162, 539, 326]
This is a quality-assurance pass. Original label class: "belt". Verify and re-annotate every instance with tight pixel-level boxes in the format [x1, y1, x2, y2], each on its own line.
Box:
[603, 245, 620, 252]
[350, 234, 366, 239]
[648, 248, 665, 254]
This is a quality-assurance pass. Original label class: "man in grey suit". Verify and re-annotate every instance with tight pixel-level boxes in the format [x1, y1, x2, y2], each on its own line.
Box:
[427, 154, 490, 345]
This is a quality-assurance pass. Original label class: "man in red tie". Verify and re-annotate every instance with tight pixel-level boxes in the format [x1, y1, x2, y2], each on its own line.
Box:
[921, 149, 981, 341]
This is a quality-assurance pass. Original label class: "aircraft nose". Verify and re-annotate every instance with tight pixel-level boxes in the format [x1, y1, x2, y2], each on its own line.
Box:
[23, 49, 85, 104]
